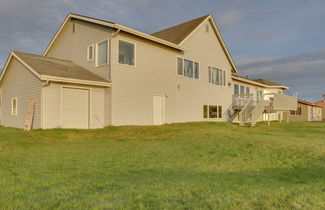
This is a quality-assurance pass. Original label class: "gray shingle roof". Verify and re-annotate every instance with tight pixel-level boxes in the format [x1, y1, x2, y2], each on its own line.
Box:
[151, 15, 209, 44]
[14, 51, 109, 83]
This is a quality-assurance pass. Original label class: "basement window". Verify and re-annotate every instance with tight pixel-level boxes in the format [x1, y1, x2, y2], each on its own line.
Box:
[11, 97, 17, 116]
[203, 105, 222, 119]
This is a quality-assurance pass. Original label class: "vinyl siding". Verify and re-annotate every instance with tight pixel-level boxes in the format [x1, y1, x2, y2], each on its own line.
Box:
[42, 82, 107, 129]
[283, 103, 308, 122]
[109, 19, 234, 125]
[46, 19, 112, 80]
[0, 57, 41, 129]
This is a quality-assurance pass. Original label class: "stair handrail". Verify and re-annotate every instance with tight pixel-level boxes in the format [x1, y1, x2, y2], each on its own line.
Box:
[238, 98, 254, 125]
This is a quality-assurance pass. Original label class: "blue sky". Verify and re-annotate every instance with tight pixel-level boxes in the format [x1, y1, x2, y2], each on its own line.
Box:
[0, 0, 324, 101]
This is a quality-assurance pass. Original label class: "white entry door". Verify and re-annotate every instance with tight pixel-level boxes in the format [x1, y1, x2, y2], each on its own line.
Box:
[152, 95, 165, 125]
[62, 87, 90, 129]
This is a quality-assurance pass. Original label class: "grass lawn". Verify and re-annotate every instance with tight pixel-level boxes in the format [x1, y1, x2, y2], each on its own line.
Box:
[0, 122, 324, 209]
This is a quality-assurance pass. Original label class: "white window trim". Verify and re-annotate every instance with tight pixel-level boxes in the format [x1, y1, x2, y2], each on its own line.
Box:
[87, 44, 95, 61]
[203, 105, 223, 119]
[11, 97, 18, 116]
[176, 57, 200, 80]
[208, 65, 227, 86]
[96, 39, 109, 67]
[118, 38, 137, 68]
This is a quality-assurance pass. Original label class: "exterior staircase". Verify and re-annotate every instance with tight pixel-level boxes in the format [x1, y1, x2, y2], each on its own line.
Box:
[227, 93, 297, 127]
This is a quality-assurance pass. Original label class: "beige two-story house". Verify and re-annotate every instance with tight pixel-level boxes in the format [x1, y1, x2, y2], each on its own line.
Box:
[0, 14, 296, 129]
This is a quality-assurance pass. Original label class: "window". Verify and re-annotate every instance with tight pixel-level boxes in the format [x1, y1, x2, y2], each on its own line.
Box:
[290, 107, 302, 116]
[11, 98, 17, 116]
[208, 67, 226, 86]
[234, 84, 239, 94]
[184, 59, 193, 78]
[203, 105, 223, 119]
[96, 40, 108, 66]
[119, 40, 135, 66]
[246, 87, 250, 95]
[87, 45, 95, 61]
[240, 85, 245, 94]
[257, 90, 263, 101]
[177, 58, 199, 79]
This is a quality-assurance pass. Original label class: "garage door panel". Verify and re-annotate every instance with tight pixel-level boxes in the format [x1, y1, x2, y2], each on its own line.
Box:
[62, 88, 89, 129]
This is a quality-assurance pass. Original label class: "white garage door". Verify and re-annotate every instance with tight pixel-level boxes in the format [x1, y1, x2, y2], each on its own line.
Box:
[62, 87, 89, 129]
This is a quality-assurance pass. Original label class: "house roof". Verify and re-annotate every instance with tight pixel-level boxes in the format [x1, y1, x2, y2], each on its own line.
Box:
[231, 74, 289, 90]
[43, 13, 238, 73]
[298, 99, 324, 108]
[151, 15, 210, 44]
[0, 51, 111, 87]
[253, 79, 282, 87]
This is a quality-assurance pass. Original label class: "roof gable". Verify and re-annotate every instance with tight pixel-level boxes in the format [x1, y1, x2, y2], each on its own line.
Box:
[151, 15, 209, 44]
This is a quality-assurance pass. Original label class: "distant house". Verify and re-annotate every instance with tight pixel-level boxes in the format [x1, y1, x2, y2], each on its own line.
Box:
[0, 14, 297, 129]
[283, 99, 323, 122]
[314, 94, 325, 121]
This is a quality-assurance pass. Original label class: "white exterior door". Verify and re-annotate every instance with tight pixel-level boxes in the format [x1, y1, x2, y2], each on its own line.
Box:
[152, 95, 165, 125]
[62, 87, 89, 129]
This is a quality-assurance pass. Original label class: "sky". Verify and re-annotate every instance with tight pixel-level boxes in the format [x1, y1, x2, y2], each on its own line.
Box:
[0, 0, 324, 101]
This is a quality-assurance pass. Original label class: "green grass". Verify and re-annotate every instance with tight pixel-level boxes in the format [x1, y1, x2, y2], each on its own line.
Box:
[0, 122, 324, 209]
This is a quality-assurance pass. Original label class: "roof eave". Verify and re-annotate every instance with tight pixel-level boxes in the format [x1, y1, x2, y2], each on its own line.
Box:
[40, 75, 111, 87]
[231, 75, 289, 90]
[43, 14, 187, 56]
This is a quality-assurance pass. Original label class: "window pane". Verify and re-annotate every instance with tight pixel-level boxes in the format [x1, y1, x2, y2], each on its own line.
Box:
[218, 106, 222, 118]
[119, 40, 135, 65]
[215, 69, 220, 85]
[234, 84, 239, 94]
[203, 105, 208, 118]
[208, 67, 211, 83]
[177, 58, 183, 75]
[88, 46, 93, 60]
[222, 71, 226, 86]
[240, 86, 245, 94]
[184, 59, 193, 78]
[246, 87, 250, 94]
[194, 62, 199, 79]
[209, 106, 218, 118]
[212, 68, 217, 84]
[98, 41, 108, 65]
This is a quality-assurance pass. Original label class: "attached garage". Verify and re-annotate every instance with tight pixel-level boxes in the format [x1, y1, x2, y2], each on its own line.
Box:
[61, 87, 90, 129]
[0, 51, 111, 129]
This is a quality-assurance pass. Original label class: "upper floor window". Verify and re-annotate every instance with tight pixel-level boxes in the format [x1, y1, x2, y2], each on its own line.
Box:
[208, 67, 226, 86]
[177, 57, 199, 79]
[119, 40, 135, 66]
[11, 97, 17, 116]
[96, 40, 108, 66]
[87, 44, 95, 61]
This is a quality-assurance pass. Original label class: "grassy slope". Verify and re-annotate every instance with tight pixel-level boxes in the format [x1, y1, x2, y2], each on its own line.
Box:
[0, 122, 324, 209]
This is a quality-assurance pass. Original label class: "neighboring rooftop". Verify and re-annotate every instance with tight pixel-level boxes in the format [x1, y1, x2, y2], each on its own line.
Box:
[232, 74, 288, 89]
[253, 79, 282, 87]
[151, 15, 209, 44]
[298, 99, 324, 108]
[13, 51, 109, 83]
